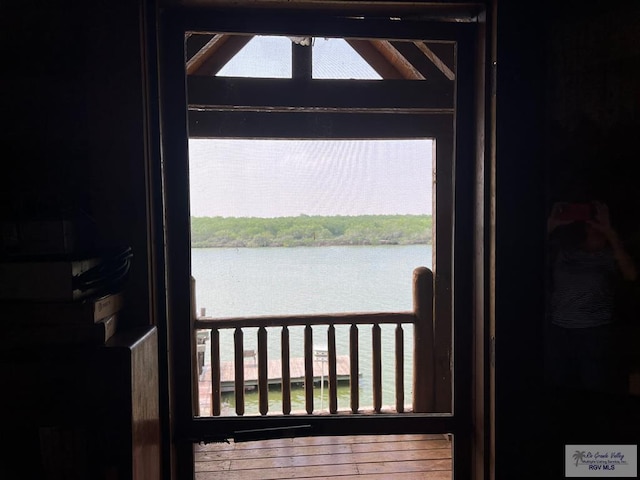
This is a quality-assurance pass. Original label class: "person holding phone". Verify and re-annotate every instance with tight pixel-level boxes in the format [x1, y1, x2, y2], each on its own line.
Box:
[545, 200, 637, 393]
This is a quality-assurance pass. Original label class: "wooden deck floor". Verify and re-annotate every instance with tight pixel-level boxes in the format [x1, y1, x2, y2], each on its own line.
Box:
[194, 433, 452, 480]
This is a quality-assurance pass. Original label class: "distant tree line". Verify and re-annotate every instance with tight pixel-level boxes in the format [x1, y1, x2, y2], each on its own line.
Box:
[191, 215, 432, 248]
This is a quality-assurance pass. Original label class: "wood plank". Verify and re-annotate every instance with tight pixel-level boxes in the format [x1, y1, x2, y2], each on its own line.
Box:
[194, 436, 450, 457]
[215, 448, 451, 471]
[334, 473, 450, 480]
[194, 434, 446, 449]
[357, 458, 452, 474]
[341, 472, 451, 480]
[198, 463, 360, 480]
[350, 439, 451, 453]
[290, 449, 451, 467]
[198, 471, 450, 480]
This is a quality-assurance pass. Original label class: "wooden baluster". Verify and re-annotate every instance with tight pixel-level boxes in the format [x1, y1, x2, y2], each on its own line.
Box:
[372, 324, 382, 413]
[234, 327, 244, 416]
[350, 324, 359, 413]
[304, 325, 314, 414]
[328, 325, 337, 413]
[281, 326, 291, 414]
[258, 326, 268, 415]
[413, 266, 435, 413]
[395, 323, 404, 413]
[211, 328, 221, 416]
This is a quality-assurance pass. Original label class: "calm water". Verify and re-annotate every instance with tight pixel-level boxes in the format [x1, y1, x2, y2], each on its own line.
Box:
[192, 244, 432, 414]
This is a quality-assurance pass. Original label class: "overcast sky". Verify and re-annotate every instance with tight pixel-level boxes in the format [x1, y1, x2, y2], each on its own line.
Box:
[188, 37, 433, 218]
[217, 35, 382, 80]
[188, 139, 433, 217]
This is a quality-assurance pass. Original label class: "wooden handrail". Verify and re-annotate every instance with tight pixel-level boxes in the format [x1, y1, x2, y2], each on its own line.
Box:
[197, 266, 436, 417]
[195, 311, 415, 330]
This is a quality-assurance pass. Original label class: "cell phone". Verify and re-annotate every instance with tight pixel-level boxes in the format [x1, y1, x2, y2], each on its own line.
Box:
[557, 203, 593, 222]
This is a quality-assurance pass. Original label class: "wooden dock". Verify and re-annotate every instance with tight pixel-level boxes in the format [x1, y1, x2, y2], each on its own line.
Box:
[208, 355, 351, 392]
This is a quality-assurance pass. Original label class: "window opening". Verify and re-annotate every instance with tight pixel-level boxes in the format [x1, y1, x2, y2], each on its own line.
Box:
[190, 139, 433, 415]
[178, 27, 457, 427]
[217, 35, 292, 78]
[312, 38, 381, 79]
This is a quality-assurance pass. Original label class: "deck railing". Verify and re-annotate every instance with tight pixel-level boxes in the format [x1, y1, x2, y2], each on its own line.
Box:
[192, 267, 436, 416]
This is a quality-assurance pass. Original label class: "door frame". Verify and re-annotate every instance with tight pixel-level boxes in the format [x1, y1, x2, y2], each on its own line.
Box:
[157, 4, 487, 479]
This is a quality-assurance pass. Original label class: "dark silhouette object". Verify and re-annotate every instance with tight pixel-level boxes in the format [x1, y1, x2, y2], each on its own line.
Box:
[545, 201, 637, 394]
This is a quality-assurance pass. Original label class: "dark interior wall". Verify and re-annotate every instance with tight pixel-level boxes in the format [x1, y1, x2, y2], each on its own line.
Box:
[0, 1, 152, 327]
[539, 2, 640, 478]
[3, 0, 636, 478]
[544, 2, 640, 243]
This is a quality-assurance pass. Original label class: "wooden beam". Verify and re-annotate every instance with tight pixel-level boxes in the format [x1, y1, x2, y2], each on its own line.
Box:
[425, 42, 456, 74]
[187, 110, 451, 139]
[414, 41, 455, 81]
[370, 40, 425, 80]
[186, 34, 253, 76]
[389, 41, 454, 82]
[345, 39, 404, 79]
[187, 77, 453, 111]
[161, 1, 483, 23]
[292, 42, 312, 79]
[186, 33, 216, 61]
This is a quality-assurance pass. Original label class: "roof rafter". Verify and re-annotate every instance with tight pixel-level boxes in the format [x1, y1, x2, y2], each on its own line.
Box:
[369, 40, 425, 80]
[414, 42, 455, 81]
[186, 34, 254, 76]
[345, 39, 404, 79]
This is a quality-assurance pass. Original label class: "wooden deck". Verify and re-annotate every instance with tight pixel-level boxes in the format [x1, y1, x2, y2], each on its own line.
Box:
[194, 433, 452, 480]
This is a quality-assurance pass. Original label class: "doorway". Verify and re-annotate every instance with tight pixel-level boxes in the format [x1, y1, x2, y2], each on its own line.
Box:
[159, 5, 481, 478]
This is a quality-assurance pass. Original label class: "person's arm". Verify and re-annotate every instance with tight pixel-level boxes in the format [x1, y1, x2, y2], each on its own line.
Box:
[590, 202, 638, 281]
